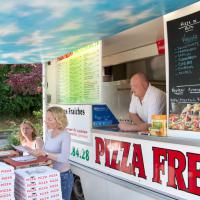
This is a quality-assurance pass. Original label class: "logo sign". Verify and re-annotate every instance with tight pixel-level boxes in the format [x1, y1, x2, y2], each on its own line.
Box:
[94, 133, 200, 200]
[51, 104, 92, 142]
[179, 19, 200, 32]
[156, 39, 165, 55]
[65, 105, 92, 142]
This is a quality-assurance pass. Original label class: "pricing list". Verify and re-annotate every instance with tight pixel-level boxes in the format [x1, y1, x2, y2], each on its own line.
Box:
[167, 11, 200, 112]
[56, 41, 101, 104]
[167, 11, 200, 132]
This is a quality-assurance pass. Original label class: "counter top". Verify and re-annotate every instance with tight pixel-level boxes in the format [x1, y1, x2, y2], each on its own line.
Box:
[92, 128, 200, 148]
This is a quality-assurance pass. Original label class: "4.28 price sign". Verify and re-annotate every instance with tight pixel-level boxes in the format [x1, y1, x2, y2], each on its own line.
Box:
[71, 146, 89, 161]
[70, 142, 91, 163]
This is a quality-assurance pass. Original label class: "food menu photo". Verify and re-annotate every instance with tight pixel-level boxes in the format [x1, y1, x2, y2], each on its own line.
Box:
[169, 103, 200, 132]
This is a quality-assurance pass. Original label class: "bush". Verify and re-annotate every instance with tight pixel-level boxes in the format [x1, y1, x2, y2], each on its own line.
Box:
[0, 64, 42, 117]
[3, 110, 43, 150]
[33, 110, 43, 138]
[4, 123, 20, 150]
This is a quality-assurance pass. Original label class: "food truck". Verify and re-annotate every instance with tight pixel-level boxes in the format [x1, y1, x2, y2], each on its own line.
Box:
[0, 1, 199, 200]
[45, 2, 200, 200]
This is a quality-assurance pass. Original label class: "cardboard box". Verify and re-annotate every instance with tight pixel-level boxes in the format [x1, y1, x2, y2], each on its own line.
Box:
[3, 155, 52, 169]
[15, 166, 62, 200]
[0, 150, 19, 161]
[0, 162, 14, 174]
[150, 115, 167, 136]
[0, 162, 15, 200]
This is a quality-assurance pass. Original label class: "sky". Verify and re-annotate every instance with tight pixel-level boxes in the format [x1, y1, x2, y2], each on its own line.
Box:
[0, 0, 199, 64]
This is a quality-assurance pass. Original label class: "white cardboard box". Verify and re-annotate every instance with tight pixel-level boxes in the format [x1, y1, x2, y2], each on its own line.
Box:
[0, 162, 14, 174]
[15, 166, 62, 200]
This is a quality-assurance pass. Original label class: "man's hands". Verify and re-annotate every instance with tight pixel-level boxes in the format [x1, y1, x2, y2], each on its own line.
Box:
[118, 122, 134, 132]
[118, 121, 150, 132]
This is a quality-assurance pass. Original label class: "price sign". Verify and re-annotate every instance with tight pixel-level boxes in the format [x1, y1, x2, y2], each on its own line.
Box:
[70, 146, 90, 161]
[69, 142, 92, 164]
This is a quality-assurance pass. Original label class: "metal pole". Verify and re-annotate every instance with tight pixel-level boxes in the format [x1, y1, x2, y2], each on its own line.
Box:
[42, 62, 47, 141]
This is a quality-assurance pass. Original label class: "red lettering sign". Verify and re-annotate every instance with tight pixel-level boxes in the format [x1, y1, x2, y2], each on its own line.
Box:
[95, 137, 146, 179]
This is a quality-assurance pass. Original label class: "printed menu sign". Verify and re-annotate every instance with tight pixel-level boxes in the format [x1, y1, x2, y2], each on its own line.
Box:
[167, 11, 200, 132]
[56, 41, 102, 104]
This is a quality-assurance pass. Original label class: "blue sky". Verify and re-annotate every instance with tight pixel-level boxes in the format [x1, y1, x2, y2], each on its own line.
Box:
[0, 0, 199, 64]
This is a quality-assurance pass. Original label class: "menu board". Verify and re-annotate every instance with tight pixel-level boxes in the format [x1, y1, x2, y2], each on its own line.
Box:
[167, 11, 200, 132]
[56, 41, 102, 104]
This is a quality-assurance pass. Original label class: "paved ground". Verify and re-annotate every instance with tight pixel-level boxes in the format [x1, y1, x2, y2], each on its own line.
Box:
[0, 139, 8, 149]
[0, 132, 9, 149]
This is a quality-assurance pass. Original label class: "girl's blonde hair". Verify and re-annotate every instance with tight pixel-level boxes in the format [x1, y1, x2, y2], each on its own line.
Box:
[19, 120, 37, 143]
[47, 106, 68, 130]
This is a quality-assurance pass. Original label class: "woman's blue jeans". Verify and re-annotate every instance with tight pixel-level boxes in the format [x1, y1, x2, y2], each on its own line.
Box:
[60, 170, 74, 200]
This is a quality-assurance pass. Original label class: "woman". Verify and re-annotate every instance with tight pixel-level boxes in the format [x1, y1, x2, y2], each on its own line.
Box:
[19, 120, 43, 153]
[30, 106, 74, 200]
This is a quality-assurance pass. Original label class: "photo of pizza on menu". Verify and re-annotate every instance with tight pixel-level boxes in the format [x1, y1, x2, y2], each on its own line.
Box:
[169, 103, 200, 132]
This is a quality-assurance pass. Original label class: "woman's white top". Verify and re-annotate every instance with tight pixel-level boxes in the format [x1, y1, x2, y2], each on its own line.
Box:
[44, 129, 71, 172]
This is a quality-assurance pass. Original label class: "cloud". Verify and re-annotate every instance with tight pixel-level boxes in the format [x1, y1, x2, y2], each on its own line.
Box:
[16, 31, 54, 46]
[1, 52, 29, 62]
[0, 40, 6, 45]
[0, 60, 8, 64]
[27, 0, 72, 18]
[28, 47, 54, 53]
[0, 45, 62, 63]
[0, 23, 21, 36]
[0, 50, 49, 63]
[61, 33, 94, 45]
[0, 0, 99, 19]
[141, 0, 152, 3]
[17, 11, 32, 17]
[27, 0, 99, 19]
[0, 1, 71, 18]
[125, 8, 154, 24]
[52, 20, 82, 32]
[103, 6, 153, 25]
[0, 2, 17, 13]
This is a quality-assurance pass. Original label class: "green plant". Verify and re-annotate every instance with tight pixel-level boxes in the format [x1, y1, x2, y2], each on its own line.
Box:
[0, 64, 42, 117]
[33, 110, 43, 138]
[4, 124, 20, 150]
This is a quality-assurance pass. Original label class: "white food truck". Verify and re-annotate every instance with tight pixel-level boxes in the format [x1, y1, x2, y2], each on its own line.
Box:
[45, 2, 200, 200]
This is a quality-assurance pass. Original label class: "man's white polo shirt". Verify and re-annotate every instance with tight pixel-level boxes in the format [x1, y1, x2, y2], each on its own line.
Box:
[129, 83, 166, 123]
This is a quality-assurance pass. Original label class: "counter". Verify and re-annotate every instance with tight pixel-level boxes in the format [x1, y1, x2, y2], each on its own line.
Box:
[70, 128, 200, 200]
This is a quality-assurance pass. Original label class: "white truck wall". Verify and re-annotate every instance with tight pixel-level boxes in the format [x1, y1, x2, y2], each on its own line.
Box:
[102, 17, 164, 67]
[46, 60, 57, 104]
[72, 164, 174, 200]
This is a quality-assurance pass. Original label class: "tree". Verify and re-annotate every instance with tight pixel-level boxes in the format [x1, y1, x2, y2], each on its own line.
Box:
[0, 64, 42, 116]
[6, 64, 42, 95]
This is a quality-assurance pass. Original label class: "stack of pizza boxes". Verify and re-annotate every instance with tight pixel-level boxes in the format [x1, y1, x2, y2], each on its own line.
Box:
[15, 166, 62, 200]
[0, 162, 15, 200]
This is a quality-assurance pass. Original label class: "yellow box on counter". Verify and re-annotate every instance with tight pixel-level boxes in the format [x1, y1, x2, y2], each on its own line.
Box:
[149, 115, 167, 137]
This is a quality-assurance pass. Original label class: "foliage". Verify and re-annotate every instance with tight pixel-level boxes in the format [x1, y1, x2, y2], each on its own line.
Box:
[6, 63, 42, 95]
[0, 64, 42, 116]
[33, 110, 43, 138]
[3, 110, 43, 150]
[4, 123, 20, 150]
[33, 110, 43, 119]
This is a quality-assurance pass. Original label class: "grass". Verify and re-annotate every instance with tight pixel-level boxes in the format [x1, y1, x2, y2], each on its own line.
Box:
[0, 115, 38, 132]
[0, 118, 20, 132]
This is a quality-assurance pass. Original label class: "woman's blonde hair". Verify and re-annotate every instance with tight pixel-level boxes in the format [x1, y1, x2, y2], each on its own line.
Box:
[47, 106, 68, 130]
[19, 120, 37, 143]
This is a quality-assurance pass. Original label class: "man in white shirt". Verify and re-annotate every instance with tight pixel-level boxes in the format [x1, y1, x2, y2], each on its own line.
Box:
[118, 72, 166, 132]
